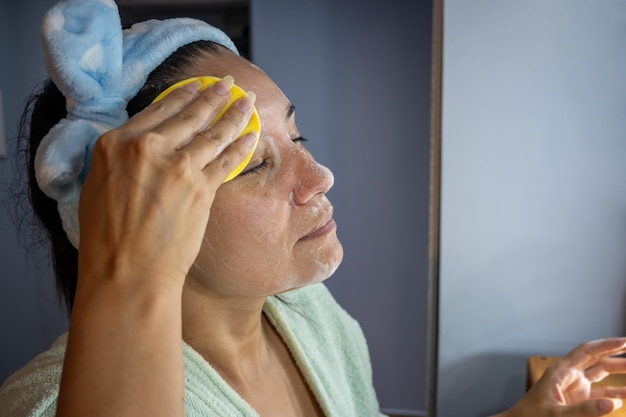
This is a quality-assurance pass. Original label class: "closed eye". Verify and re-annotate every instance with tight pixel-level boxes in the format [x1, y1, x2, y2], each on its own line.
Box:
[293, 136, 307, 144]
[240, 137, 307, 177]
[240, 159, 268, 176]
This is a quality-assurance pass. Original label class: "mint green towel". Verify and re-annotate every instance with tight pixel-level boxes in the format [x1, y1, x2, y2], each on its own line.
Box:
[0, 284, 385, 416]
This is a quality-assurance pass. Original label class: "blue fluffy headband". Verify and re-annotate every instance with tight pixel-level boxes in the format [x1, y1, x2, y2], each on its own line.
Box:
[34, 0, 238, 248]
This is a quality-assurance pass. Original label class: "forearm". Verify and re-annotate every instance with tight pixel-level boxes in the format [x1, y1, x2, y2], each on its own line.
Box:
[56, 277, 184, 417]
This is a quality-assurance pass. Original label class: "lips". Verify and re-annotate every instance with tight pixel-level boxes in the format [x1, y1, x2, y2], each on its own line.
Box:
[300, 209, 336, 241]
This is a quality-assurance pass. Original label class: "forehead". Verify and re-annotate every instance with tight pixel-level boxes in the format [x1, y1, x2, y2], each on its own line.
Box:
[189, 52, 290, 123]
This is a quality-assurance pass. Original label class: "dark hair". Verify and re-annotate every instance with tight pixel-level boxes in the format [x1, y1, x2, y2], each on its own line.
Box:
[14, 40, 228, 314]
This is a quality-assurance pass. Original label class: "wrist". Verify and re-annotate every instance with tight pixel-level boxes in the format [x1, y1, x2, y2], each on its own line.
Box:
[78, 242, 190, 288]
[78, 254, 186, 294]
[72, 269, 183, 321]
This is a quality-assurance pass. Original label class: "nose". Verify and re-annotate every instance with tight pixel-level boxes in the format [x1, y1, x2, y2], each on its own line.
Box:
[291, 149, 334, 205]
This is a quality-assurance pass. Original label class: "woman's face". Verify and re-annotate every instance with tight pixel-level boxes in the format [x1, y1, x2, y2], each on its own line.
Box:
[185, 52, 343, 298]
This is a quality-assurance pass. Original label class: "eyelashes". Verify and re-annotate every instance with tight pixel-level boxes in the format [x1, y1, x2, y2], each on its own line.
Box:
[239, 136, 308, 176]
[240, 159, 268, 176]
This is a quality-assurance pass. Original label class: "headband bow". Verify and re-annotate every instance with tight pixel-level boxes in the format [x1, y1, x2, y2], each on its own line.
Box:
[34, 0, 238, 248]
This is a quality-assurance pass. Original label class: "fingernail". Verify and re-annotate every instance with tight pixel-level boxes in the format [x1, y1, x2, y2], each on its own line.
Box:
[235, 91, 256, 113]
[214, 75, 234, 96]
[182, 80, 202, 94]
[599, 399, 621, 413]
[246, 91, 256, 106]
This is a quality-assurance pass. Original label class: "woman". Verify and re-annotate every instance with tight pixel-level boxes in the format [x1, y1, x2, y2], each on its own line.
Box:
[1, 0, 625, 416]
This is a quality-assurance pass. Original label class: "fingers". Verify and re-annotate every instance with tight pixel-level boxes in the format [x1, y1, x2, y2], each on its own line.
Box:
[183, 91, 257, 171]
[123, 79, 206, 134]
[152, 77, 236, 150]
[585, 357, 626, 382]
[562, 338, 626, 370]
[117, 75, 259, 182]
[201, 131, 258, 182]
[132, 75, 257, 175]
[560, 399, 623, 417]
[590, 385, 626, 398]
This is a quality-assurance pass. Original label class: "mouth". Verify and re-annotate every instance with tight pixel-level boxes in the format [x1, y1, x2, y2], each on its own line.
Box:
[300, 209, 336, 241]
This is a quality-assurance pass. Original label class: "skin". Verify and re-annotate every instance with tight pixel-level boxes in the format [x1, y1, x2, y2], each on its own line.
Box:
[52, 47, 626, 417]
[57, 50, 337, 417]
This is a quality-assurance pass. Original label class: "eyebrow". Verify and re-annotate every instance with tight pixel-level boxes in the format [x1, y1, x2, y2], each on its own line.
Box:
[286, 103, 295, 119]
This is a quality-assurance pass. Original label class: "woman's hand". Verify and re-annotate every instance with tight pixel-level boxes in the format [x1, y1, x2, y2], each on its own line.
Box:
[78, 76, 256, 291]
[57, 76, 256, 417]
[501, 338, 626, 417]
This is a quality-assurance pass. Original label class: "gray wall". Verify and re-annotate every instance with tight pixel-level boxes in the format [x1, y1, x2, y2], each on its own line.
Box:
[0, 0, 432, 414]
[437, 1, 626, 416]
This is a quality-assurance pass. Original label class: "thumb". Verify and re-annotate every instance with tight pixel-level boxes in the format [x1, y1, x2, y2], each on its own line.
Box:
[561, 399, 623, 417]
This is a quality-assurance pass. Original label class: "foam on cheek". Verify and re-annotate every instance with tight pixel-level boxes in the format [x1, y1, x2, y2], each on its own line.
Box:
[193, 203, 289, 291]
[229, 190, 290, 283]
[192, 131, 340, 292]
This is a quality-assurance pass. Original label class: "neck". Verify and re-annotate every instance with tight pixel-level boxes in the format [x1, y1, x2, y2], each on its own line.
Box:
[181, 277, 274, 386]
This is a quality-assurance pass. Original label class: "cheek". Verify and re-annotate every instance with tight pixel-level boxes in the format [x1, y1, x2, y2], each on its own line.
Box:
[190, 189, 344, 295]
[193, 195, 293, 288]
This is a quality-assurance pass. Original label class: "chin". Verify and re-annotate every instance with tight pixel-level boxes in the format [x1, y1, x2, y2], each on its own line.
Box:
[276, 254, 341, 295]
[309, 244, 344, 284]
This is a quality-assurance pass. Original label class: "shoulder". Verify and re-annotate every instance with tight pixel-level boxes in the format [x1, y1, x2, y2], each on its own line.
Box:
[0, 334, 67, 417]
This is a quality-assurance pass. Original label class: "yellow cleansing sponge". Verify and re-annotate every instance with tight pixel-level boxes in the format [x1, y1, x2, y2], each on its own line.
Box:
[152, 76, 261, 182]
